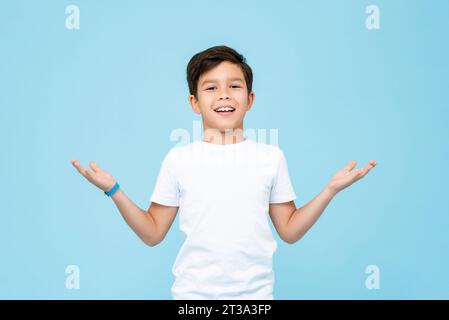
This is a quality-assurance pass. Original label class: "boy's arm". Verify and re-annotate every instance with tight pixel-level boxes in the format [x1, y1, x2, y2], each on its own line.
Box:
[111, 188, 178, 247]
[71, 159, 178, 247]
[269, 160, 377, 244]
[269, 188, 335, 244]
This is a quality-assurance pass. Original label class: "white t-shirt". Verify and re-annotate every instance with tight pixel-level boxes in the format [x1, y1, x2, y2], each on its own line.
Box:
[150, 138, 296, 299]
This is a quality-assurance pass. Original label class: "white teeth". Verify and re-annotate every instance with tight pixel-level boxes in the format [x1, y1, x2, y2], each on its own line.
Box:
[215, 106, 235, 112]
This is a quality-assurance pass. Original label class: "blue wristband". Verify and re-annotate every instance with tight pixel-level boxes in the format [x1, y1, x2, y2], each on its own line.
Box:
[104, 182, 120, 197]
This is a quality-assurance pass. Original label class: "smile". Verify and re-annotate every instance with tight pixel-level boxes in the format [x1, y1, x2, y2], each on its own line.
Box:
[213, 106, 236, 115]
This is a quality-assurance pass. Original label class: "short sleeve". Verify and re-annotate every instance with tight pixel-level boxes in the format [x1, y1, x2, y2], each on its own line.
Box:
[269, 149, 296, 204]
[150, 150, 180, 207]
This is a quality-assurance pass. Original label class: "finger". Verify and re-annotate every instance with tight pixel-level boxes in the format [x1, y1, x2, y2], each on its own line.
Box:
[357, 163, 375, 178]
[71, 160, 90, 177]
[364, 161, 377, 171]
[344, 160, 357, 172]
[71, 159, 82, 171]
[89, 161, 101, 173]
[350, 168, 364, 179]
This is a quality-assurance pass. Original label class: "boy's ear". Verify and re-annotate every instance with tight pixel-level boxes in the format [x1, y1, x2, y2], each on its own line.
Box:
[188, 94, 202, 115]
[246, 91, 255, 112]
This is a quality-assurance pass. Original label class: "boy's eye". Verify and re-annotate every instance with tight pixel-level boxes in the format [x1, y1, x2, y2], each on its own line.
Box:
[205, 85, 241, 91]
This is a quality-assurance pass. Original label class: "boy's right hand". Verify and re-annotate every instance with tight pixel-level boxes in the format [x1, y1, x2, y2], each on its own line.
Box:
[71, 159, 117, 192]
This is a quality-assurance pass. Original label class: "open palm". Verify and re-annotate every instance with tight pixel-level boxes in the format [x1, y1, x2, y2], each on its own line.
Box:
[71, 159, 116, 192]
[327, 160, 377, 194]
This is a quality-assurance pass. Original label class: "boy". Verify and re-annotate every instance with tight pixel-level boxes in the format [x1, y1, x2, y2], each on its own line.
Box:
[71, 45, 377, 299]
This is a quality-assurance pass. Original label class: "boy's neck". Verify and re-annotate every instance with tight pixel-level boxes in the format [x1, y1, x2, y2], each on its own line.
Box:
[202, 126, 245, 145]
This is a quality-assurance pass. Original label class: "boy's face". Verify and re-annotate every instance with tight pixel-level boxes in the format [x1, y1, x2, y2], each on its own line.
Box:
[189, 61, 255, 134]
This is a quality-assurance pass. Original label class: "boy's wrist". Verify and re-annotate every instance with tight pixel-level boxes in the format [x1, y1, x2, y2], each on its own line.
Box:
[104, 181, 120, 197]
[103, 180, 117, 192]
[324, 185, 338, 198]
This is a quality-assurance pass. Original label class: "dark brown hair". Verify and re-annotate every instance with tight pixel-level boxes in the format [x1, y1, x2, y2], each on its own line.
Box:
[187, 45, 253, 98]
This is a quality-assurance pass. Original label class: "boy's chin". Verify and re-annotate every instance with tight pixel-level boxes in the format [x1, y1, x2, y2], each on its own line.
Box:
[211, 123, 243, 133]
[203, 118, 242, 131]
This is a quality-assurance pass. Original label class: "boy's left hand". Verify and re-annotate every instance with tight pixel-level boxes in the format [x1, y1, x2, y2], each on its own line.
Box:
[326, 160, 377, 195]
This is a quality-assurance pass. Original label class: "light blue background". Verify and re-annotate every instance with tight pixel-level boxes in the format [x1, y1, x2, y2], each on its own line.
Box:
[1, 0, 448, 299]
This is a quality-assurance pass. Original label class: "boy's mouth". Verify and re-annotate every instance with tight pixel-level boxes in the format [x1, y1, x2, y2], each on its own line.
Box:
[213, 105, 236, 116]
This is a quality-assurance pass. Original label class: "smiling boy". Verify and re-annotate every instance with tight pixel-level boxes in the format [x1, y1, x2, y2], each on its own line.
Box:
[71, 45, 377, 299]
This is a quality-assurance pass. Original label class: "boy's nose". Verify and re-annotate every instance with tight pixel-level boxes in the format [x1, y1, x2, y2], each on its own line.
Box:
[218, 91, 231, 100]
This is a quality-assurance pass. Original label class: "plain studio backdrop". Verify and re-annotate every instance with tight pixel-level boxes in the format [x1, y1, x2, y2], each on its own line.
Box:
[0, 0, 448, 299]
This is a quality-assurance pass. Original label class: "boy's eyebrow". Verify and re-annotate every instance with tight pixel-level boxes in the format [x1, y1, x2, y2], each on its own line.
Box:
[200, 77, 244, 86]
